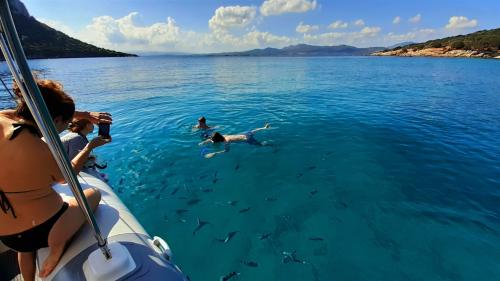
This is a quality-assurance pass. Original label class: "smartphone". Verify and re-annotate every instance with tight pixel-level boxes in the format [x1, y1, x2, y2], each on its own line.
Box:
[98, 123, 111, 139]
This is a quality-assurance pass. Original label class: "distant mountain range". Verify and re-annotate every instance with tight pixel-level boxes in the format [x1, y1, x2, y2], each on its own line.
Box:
[205, 44, 385, 57]
[387, 42, 416, 49]
[3, 0, 135, 59]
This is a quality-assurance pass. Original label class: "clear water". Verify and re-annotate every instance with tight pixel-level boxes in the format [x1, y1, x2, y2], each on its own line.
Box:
[1, 56, 499, 281]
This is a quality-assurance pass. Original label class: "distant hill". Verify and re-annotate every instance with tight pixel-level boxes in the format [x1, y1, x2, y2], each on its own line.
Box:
[4, 0, 135, 59]
[374, 28, 500, 58]
[387, 42, 416, 49]
[206, 44, 385, 57]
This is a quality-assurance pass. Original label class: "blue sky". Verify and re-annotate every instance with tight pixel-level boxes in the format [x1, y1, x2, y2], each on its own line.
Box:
[23, 0, 500, 53]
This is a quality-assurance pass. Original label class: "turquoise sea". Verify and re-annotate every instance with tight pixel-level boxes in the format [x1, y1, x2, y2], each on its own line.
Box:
[1, 56, 500, 281]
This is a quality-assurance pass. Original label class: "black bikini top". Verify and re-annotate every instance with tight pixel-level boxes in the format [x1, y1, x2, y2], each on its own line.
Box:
[8, 122, 41, 140]
[0, 190, 16, 218]
[1, 123, 41, 218]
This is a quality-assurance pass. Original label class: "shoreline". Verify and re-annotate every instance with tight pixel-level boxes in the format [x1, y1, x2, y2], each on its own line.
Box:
[372, 47, 500, 59]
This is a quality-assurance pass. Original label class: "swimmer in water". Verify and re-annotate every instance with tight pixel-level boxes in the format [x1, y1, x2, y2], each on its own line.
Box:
[193, 116, 215, 139]
[193, 116, 213, 130]
[199, 123, 271, 158]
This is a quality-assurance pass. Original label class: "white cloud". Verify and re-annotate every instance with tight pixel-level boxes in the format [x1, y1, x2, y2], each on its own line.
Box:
[78, 12, 181, 50]
[208, 6, 257, 32]
[260, 0, 317, 16]
[445, 16, 478, 30]
[409, 14, 421, 24]
[385, 28, 436, 42]
[392, 16, 401, 24]
[296, 21, 319, 33]
[328, 20, 348, 29]
[360, 26, 381, 36]
[354, 19, 365, 26]
[303, 26, 382, 46]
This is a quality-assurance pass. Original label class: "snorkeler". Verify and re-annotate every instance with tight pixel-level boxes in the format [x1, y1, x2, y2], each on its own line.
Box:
[193, 116, 216, 139]
[193, 116, 212, 130]
[199, 123, 271, 158]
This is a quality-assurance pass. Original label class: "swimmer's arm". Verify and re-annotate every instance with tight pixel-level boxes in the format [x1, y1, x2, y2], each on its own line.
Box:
[199, 139, 212, 146]
[204, 150, 226, 159]
[204, 144, 229, 159]
[250, 123, 271, 134]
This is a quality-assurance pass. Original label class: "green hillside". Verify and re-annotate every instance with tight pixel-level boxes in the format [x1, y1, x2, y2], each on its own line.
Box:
[3, 0, 135, 59]
[397, 28, 500, 52]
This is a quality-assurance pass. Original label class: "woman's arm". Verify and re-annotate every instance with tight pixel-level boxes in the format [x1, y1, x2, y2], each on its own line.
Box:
[73, 111, 112, 124]
[71, 137, 111, 173]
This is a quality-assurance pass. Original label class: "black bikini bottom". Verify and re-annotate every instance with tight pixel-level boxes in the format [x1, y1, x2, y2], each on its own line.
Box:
[0, 202, 69, 252]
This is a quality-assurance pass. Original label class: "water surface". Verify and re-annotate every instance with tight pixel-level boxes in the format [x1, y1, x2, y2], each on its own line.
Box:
[1, 56, 499, 281]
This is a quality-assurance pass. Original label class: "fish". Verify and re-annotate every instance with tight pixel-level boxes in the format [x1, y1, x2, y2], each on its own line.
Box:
[176, 209, 188, 215]
[265, 197, 277, 202]
[216, 231, 239, 243]
[219, 271, 240, 281]
[308, 237, 324, 241]
[308, 166, 317, 171]
[235, 163, 240, 170]
[227, 200, 238, 206]
[297, 173, 304, 178]
[202, 188, 214, 193]
[119, 177, 124, 185]
[214, 171, 218, 178]
[238, 207, 251, 213]
[212, 178, 218, 184]
[309, 189, 318, 196]
[259, 233, 272, 240]
[170, 187, 180, 195]
[199, 174, 209, 180]
[193, 218, 209, 235]
[240, 260, 259, 267]
[163, 215, 169, 221]
[179, 219, 187, 223]
[187, 198, 201, 206]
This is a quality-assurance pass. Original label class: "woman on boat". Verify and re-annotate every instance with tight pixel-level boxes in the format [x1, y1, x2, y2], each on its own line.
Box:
[0, 79, 111, 280]
[61, 118, 107, 173]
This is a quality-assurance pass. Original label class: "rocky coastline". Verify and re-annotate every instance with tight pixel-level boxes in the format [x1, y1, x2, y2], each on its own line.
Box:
[372, 47, 500, 59]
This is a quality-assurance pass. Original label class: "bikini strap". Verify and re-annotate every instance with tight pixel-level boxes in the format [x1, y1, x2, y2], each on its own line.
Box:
[0, 190, 16, 218]
[8, 123, 41, 140]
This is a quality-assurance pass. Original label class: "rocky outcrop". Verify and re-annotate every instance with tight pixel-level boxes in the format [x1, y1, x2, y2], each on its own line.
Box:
[372, 47, 499, 59]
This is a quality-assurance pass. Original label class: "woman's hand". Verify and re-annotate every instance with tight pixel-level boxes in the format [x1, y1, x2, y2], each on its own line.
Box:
[88, 136, 111, 149]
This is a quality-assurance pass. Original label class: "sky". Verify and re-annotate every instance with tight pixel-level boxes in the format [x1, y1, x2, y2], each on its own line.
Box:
[22, 0, 500, 54]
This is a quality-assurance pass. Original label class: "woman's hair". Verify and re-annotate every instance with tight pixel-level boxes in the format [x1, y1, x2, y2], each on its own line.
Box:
[14, 79, 75, 122]
[198, 116, 206, 123]
[211, 132, 225, 143]
[68, 119, 91, 133]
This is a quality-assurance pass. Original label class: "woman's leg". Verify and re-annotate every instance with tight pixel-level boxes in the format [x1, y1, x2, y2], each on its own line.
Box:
[18, 251, 36, 281]
[38, 187, 101, 278]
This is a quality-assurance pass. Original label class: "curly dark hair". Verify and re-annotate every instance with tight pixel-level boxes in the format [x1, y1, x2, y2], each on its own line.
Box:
[14, 79, 75, 122]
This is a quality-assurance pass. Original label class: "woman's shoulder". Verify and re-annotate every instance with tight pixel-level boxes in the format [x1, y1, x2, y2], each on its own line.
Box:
[61, 132, 82, 141]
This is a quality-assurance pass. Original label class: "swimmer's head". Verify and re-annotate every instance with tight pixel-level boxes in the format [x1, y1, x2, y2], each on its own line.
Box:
[198, 116, 206, 125]
[211, 132, 225, 143]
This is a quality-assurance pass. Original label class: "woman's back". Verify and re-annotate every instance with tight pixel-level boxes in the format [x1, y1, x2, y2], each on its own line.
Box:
[0, 114, 63, 235]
